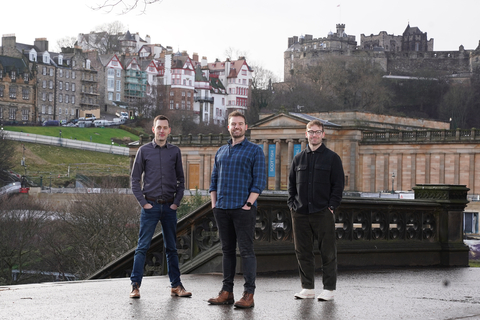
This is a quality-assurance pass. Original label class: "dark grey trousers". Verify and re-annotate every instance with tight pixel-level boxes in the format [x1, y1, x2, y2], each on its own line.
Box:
[291, 207, 337, 290]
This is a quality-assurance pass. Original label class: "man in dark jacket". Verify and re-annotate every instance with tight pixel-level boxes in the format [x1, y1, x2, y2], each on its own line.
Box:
[287, 120, 344, 301]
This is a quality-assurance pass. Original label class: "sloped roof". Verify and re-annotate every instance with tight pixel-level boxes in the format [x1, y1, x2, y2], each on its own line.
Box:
[0, 55, 28, 72]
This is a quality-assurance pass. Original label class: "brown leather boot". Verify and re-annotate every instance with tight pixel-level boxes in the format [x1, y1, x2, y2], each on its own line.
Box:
[171, 285, 192, 297]
[129, 282, 140, 299]
[234, 291, 254, 308]
[208, 290, 234, 305]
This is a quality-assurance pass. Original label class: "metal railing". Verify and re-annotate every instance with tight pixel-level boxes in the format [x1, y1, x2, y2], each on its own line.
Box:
[3, 130, 129, 156]
[362, 128, 480, 143]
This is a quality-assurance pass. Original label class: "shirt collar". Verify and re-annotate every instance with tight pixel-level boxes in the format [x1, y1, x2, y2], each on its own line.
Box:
[227, 137, 248, 147]
[306, 143, 325, 153]
[151, 139, 169, 149]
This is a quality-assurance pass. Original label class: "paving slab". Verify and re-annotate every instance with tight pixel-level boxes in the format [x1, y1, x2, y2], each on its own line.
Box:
[1, 268, 480, 320]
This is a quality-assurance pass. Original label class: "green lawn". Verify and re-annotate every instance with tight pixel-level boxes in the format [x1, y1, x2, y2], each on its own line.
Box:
[4, 126, 139, 146]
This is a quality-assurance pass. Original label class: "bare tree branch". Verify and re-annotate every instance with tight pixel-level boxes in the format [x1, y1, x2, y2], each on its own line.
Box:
[89, 0, 163, 15]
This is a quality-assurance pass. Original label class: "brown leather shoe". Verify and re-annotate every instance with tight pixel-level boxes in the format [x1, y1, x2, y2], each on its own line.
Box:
[208, 290, 234, 305]
[234, 291, 254, 308]
[130, 283, 140, 299]
[171, 285, 192, 297]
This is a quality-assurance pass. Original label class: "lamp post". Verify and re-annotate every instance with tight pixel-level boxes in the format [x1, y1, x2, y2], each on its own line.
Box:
[59, 130, 62, 139]
[111, 139, 114, 154]
[391, 172, 396, 194]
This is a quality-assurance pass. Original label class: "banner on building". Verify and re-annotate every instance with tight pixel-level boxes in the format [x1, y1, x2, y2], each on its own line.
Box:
[268, 144, 276, 177]
[294, 144, 301, 156]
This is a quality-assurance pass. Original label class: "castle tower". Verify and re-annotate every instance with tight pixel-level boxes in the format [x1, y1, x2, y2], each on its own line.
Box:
[336, 24, 345, 37]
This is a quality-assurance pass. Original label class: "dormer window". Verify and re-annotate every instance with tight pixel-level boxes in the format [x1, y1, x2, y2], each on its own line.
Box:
[43, 52, 50, 64]
[11, 71, 16, 81]
[24, 73, 29, 82]
[86, 59, 91, 69]
[58, 55, 63, 65]
[29, 50, 37, 62]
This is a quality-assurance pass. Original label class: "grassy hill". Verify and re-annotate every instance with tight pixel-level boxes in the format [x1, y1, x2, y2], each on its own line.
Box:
[4, 126, 140, 146]
[5, 126, 138, 187]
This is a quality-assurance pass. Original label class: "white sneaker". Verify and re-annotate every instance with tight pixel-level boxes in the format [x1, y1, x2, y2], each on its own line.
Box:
[317, 290, 335, 301]
[294, 289, 315, 299]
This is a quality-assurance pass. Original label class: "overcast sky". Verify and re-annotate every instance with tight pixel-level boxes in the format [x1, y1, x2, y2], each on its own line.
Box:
[2, 0, 480, 81]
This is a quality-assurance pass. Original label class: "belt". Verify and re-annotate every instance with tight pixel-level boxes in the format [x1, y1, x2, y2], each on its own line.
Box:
[145, 196, 174, 204]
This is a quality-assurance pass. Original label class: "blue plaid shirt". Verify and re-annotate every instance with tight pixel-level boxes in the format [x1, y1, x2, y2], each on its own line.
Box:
[209, 138, 266, 209]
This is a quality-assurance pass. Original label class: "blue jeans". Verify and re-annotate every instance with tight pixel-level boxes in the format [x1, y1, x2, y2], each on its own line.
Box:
[213, 207, 257, 294]
[130, 201, 182, 288]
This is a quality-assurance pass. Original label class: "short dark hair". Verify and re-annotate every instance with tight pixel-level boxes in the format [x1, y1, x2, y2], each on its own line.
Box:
[306, 120, 324, 131]
[153, 115, 170, 127]
[228, 111, 246, 124]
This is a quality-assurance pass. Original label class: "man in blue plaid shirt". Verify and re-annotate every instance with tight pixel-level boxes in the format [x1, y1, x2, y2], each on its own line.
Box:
[208, 111, 266, 309]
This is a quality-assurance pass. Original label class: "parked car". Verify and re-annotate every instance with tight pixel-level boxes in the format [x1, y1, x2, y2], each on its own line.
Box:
[93, 120, 108, 127]
[116, 111, 128, 120]
[43, 120, 60, 126]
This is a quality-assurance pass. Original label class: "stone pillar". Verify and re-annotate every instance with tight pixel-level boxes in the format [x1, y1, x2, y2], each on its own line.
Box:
[412, 184, 470, 266]
[263, 140, 268, 188]
[205, 154, 211, 190]
[300, 138, 307, 151]
[274, 139, 281, 190]
[286, 139, 294, 176]
[199, 154, 205, 190]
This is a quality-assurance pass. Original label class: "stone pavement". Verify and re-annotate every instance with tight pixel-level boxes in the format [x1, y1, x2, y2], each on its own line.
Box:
[1, 268, 480, 320]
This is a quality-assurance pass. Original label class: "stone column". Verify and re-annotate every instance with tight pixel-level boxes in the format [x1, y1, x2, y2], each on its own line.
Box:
[300, 138, 307, 151]
[199, 154, 205, 190]
[263, 140, 269, 188]
[286, 139, 294, 176]
[205, 154, 211, 190]
[274, 139, 281, 190]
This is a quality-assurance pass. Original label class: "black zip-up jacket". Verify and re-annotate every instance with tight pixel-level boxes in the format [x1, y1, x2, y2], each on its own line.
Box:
[287, 143, 344, 214]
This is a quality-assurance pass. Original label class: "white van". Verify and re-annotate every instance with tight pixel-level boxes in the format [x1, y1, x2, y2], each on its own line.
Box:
[93, 120, 108, 127]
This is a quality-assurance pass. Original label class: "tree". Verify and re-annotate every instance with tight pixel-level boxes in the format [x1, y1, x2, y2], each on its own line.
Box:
[90, 0, 164, 14]
[439, 85, 472, 129]
[0, 130, 15, 183]
[0, 196, 50, 285]
[56, 36, 77, 51]
[77, 21, 127, 54]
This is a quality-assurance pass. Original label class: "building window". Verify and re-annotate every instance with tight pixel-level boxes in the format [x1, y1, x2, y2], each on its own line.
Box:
[116, 93, 120, 101]
[108, 92, 113, 100]
[23, 73, 29, 82]
[42, 105, 45, 114]
[59, 69, 63, 77]
[116, 69, 121, 77]
[181, 101, 185, 109]
[182, 91, 185, 97]
[65, 82, 69, 91]
[43, 67, 46, 75]
[66, 70, 70, 79]
[49, 80, 53, 89]
[42, 80, 46, 88]
[48, 106, 52, 114]
[71, 95, 75, 104]
[50, 68, 54, 77]
[59, 94, 63, 102]
[108, 79, 114, 90]
[170, 100, 174, 109]
[65, 95, 69, 103]
[170, 91, 174, 96]
[59, 107, 62, 115]
[22, 87, 29, 100]
[48, 92, 53, 101]
[72, 83, 75, 92]
[42, 92, 46, 101]
[0, 69, 2, 79]
[72, 71, 76, 79]
[187, 101, 191, 110]
[59, 81, 62, 90]
[176, 103, 179, 109]
[0, 107, 3, 119]
[0, 85, 4, 97]
[9, 86, 17, 99]
[116, 80, 121, 91]
[108, 69, 114, 77]
[9, 108, 16, 120]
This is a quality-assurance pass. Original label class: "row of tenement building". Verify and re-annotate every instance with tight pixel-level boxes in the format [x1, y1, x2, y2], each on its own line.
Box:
[0, 31, 252, 126]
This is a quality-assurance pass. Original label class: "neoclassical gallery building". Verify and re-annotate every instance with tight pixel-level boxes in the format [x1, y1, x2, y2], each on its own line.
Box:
[129, 112, 480, 196]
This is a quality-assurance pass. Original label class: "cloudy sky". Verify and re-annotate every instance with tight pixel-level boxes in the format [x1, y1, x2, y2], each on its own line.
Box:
[2, 0, 480, 80]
